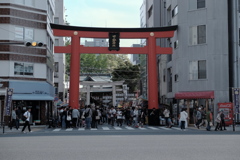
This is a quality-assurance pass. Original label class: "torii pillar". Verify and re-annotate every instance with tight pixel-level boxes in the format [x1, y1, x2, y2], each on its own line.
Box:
[51, 23, 177, 115]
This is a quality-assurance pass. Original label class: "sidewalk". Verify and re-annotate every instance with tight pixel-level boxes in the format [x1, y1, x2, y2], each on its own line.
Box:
[0, 125, 46, 135]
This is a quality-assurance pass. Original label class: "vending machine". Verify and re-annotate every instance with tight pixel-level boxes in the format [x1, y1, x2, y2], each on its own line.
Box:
[217, 103, 233, 126]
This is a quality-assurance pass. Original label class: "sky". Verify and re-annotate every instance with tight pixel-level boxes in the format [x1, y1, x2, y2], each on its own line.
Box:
[64, 0, 143, 47]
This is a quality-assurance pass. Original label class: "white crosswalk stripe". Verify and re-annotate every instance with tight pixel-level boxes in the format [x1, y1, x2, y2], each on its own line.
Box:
[159, 127, 172, 130]
[171, 127, 182, 131]
[66, 128, 73, 131]
[102, 127, 110, 130]
[148, 127, 159, 130]
[125, 126, 135, 130]
[91, 128, 97, 130]
[78, 128, 85, 131]
[50, 126, 195, 132]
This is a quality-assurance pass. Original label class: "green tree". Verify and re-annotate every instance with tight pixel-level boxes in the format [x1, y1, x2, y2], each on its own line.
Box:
[111, 62, 140, 93]
[65, 39, 71, 74]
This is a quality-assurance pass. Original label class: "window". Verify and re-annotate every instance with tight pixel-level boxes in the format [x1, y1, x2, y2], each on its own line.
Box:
[172, 6, 178, 17]
[174, 40, 178, 49]
[167, 6, 172, 26]
[24, 28, 34, 41]
[55, 39, 59, 46]
[54, 62, 59, 72]
[189, 60, 206, 80]
[239, 28, 240, 45]
[54, 17, 59, 24]
[15, 27, 24, 40]
[48, 2, 54, 21]
[167, 54, 172, 62]
[189, 0, 205, 10]
[47, 34, 53, 52]
[167, 68, 172, 92]
[148, 6, 153, 18]
[15, 27, 33, 40]
[163, 69, 166, 82]
[197, 0, 205, 9]
[14, 62, 33, 76]
[189, 25, 206, 45]
[239, 0, 240, 13]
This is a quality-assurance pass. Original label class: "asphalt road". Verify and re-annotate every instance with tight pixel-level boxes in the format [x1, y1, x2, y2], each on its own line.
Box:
[1, 134, 240, 160]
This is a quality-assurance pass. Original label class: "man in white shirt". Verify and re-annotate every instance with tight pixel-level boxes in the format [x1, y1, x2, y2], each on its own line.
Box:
[22, 108, 32, 133]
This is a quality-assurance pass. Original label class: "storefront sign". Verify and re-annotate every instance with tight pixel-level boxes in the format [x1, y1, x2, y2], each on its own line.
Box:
[5, 88, 13, 116]
[232, 88, 240, 114]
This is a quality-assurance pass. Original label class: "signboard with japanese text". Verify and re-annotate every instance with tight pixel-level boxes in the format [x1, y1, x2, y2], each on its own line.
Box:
[232, 88, 240, 114]
[108, 32, 120, 51]
[4, 88, 13, 116]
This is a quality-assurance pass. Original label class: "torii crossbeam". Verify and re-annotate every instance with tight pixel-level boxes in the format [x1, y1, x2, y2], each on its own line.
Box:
[51, 23, 177, 111]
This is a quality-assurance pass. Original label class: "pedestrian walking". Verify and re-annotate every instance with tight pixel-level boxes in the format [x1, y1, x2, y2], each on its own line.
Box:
[116, 108, 123, 127]
[109, 106, 116, 126]
[199, 106, 207, 127]
[72, 108, 79, 128]
[84, 105, 92, 129]
[214, 111, 222, 131]
[195, 107, 202, 129]
[219, 110, 226, 131]
[206, 110, 213, 131]
[124, 107, 131, 126]
[10, 107, 17, 130]
[16, 107, 22, 130]
[132, 107, 139, 128]
[61, 108, 67, 128]
[66, 109, 72, 128]
[179, 108, 188, 131]
[22, 108, 32, 133]
[163, 107, 170, 127]
[91, 107, 98, 128]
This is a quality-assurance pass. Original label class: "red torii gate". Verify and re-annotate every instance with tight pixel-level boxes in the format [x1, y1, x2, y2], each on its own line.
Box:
[51, 24, 177, 111]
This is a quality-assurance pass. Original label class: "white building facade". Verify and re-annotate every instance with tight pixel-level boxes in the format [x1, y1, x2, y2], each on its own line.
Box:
[141, 0, 239, 122]
[0, 0, 58, 125]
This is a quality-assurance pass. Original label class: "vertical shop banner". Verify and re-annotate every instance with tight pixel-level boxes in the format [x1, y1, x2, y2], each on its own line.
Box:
[232, 88, 240, 114]
[4, 88, 13, 116]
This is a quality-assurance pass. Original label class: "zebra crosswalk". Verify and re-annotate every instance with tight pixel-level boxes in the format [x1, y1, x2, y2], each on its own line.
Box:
[51, 126, 189, 132]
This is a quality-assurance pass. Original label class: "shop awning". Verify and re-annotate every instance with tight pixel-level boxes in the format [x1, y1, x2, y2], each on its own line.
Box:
[175, 91, 214, 99]
[12, 94, 54, 101]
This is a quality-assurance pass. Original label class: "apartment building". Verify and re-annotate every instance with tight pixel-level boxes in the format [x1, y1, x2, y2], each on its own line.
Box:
[141, 0, 237, 122]
[0, 0, 57, 125]
[54, 0, 66, 103]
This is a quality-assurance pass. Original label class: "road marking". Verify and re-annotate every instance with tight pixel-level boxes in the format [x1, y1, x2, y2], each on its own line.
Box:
[102, 127, 110, 130]
[91, 128, 98, 130]
[148, 127, 159, 130]
[172, 127, 182, 131]
[53, 129, 61, 132]
[66, 128, 73, 131]
[138, 127, 146, 130]
[125, 127, 134, 130]
[159, 127, 171, 130]
[78, 128, 85, 131]
[114, 127, 122, 130]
